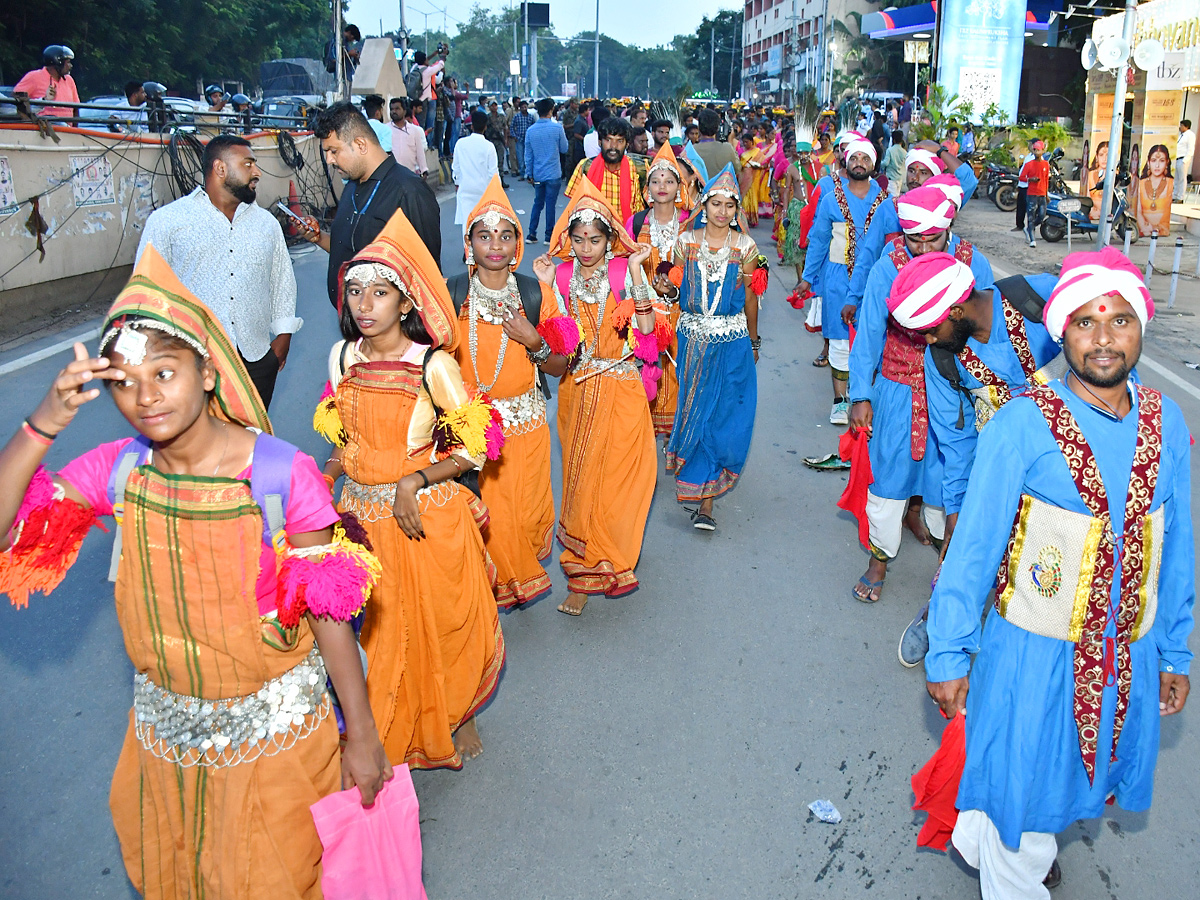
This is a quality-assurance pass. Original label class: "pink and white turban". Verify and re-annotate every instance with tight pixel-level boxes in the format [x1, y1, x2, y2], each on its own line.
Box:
[1043, 247, 1153, 342]
[905, 147, 945, 177]
[887, 252, 976, 330]
[845, 134, 877, 166]
[897, 184, 957, 236]
[922, 173, 964, 210]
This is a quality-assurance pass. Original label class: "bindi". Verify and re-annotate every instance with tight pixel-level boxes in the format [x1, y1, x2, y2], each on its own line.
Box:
[1098, 305, 1106, 312]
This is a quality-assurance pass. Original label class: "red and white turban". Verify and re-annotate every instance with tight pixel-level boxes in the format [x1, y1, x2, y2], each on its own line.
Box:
[922, 173, 964, 210]
[905, 147, 945, 177]
[887, 252, 976, 330]
[1043, 247, 1153, 342]
[897, 184, 957, 236]
[845, 134, 877, 166]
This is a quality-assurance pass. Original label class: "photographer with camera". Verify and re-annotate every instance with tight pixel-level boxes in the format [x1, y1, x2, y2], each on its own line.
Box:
[415, 43, 448, 150]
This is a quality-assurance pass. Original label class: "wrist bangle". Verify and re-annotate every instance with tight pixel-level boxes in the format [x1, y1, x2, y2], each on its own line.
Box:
[322, 472, 336, 489]
[750, 337, 762, 351]
[416, 470, 429, 489]
[526, 339, 553, 366]
[23, 419, 57, 443]
[21, 421, 55, 446]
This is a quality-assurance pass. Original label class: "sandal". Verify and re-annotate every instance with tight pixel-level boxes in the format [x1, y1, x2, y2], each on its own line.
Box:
[692, 512, 716, 531]
[852, 576, 884, 603]
[812, 354, 829, 367]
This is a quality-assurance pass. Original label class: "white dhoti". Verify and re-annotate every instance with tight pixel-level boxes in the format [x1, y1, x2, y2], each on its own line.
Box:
[828, 337, 850, 376]
[865, 491, 945, 559]
[952, 809, 1057, 900]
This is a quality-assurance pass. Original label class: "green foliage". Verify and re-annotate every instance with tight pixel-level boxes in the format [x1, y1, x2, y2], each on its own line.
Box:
[672, 10, 742, 99]
[1, 0, 329, 96]
[910, 84, 971, 142]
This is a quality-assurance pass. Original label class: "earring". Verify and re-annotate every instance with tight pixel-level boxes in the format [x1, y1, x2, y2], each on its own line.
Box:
[466, 248, 475, 266]
[675, 189, 682, 203]
[605, 247, 614, 260]
[568, 246, 576, 258]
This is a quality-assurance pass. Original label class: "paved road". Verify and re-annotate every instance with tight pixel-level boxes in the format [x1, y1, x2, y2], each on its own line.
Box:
[1, 179, 1197, 899]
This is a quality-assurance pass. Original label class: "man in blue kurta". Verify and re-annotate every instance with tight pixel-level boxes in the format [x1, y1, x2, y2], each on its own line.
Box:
[796, 134, 898, 428]
[890, 265, 1062, 666]
[844, 178, 992, 603]
[924, 248, 1194, 899]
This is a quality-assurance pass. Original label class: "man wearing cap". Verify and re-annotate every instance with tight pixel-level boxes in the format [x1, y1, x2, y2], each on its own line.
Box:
[925, 247, 1194, 898]
[888, 252, 1064, 666]
[796, 133, 898, 428]
[1020, 140, 1050, 247]
[840, 178, 993, 603]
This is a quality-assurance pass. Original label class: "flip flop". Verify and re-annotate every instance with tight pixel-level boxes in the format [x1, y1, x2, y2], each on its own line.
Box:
[812, 354, 829, 367]
[852, 576, 884, 603]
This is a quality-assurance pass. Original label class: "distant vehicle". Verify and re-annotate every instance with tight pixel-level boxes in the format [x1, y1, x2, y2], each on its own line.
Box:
[258, 95, 320, 129]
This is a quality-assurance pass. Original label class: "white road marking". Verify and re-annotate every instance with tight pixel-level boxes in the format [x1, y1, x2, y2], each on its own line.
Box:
[0, 326, 103, 377]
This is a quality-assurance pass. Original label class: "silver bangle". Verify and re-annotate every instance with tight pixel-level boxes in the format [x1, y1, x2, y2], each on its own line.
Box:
[630, 282, 651, 303]
[526, 339, 553, 365]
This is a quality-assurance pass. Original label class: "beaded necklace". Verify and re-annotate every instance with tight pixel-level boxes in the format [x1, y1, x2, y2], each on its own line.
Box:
[468, 273, 520, 393]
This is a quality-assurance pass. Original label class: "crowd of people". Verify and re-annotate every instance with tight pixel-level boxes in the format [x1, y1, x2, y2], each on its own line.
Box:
[0, 89, 1193, 900]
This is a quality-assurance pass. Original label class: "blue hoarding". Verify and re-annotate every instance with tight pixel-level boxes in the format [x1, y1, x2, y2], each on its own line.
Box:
[937, 0, 1028, 122]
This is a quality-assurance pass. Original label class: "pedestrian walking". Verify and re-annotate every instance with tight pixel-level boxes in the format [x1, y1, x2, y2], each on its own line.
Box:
[1020, 140, 1049, 247]
[453, 109, 501, 240]
[524, 98, 569, 244]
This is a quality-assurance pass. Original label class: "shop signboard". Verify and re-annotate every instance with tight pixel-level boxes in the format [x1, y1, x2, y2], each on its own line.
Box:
[937, 0, 1026, 122]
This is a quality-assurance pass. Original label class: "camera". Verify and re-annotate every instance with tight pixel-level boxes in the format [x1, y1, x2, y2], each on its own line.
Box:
[437, 42, 449, 56]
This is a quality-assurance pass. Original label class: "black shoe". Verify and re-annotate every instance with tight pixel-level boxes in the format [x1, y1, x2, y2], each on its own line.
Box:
[689, 509, 716, 531]
[1010, 226, 1023, 232]
[501, 181, 512, 189]
[526, 235, 538, 244]
[1043, 859, 1061, 889]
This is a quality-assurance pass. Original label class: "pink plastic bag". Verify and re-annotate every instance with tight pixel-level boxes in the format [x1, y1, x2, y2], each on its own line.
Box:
[310, 769, 429, 900]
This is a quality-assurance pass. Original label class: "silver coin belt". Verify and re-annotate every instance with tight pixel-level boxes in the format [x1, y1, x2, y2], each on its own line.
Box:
[341, 476, 459, 523]
[678, 310, 749, 343]
[133, 646, 329, 768]
[492, 384, 547, 436]
[575, 355, 640, 381]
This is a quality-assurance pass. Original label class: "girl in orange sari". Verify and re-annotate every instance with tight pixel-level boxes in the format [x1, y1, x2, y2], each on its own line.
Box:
[738, 133, 766, 225]
[0, 249, 389, 900]
[625, 142, 693, 444]
[450, 176, 583, 607]
[316, 208, 505, 767]
[540, 178, 670, 616]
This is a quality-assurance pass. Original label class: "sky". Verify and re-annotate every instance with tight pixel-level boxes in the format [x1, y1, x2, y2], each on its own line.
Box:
[346, 0, 735, 50]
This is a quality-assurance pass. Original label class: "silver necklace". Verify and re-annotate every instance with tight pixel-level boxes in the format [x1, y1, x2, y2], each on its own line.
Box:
[648, 213, 679, 259]
[569, 260, 607, 362]
[468, 273, 519, 393]
[697, 230, 733, 317]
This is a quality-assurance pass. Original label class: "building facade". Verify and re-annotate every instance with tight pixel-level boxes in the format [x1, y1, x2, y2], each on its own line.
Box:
[741, 0, 873, 104]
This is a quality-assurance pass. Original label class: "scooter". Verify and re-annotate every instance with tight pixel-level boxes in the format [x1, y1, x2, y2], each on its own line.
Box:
[1041, 166, 1137, 243]
[989, 163, 1020, 211]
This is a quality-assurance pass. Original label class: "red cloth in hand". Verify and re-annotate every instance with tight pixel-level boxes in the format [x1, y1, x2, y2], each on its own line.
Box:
[836, 428, 872, 549]
[911, 712, 966, 853]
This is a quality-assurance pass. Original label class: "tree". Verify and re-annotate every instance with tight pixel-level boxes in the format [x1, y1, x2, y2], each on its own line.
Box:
[674, 10, 742, 100]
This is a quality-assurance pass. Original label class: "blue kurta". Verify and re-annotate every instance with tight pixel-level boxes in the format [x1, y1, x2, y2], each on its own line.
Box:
[848, 236, 994, 501]
[926, 381, 1194, 849]
[667, 231, 758, 503]
[802, 177, 899, 341]
[924, 276, 1060, 515]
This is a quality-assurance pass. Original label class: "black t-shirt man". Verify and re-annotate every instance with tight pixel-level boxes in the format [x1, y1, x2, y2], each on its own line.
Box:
[325, 154, 441, 306]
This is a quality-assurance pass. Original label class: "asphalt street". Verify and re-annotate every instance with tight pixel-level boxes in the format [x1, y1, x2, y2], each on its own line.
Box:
[1, 178, 1197, 899]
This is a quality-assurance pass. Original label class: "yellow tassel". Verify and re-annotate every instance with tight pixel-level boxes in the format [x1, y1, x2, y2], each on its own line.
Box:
[437, 396, 493, 459]
[313, 398, 347, 447]
[332, 524, 384, 587]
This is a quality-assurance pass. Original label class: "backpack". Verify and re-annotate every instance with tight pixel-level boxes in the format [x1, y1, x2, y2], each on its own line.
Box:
[106, 431, 295, 581]
[928, 274, 1050, 430]
[446, 271, 551, 398]
[630, 209, 650, 239]
[404, 64, 423, 101]
[324, 39, 337, 74]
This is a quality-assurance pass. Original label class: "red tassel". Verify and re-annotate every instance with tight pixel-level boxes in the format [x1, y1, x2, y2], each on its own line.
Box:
[750, 267, 769, 296]
[1, 499, 100, 608]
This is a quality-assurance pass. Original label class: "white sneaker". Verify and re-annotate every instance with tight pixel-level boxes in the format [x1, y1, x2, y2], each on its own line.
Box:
[1028, 239, 1036, 248]
[829, 399, 849, 426]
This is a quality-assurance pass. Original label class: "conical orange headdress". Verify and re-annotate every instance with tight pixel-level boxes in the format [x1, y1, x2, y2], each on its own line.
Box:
[463, 174, 524, 270]
[100, 245, 271, 432]
[340, 207, 458, 352]
[547, 177, 639, 262]
[643, 140, 691, 209]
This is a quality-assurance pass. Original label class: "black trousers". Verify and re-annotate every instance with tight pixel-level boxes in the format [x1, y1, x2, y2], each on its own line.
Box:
[240, 347, 280, 410]
[1015, 186, 1028, 228]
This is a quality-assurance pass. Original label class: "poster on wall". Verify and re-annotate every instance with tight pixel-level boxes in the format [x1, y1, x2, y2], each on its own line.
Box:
[936, 0, 1027, 122]
[0, 157, 17, 216]
[1131, 53, 1183, 237]
[69, 155, 116, 208]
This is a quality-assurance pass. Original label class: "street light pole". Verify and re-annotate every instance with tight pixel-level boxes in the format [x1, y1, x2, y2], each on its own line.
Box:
[1095, 0, 1137, 248]
[711, 26, 716, 92]
[594, 0, 601, 98]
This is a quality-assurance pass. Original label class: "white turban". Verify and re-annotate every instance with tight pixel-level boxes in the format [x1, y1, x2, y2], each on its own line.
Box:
[1043, 248, 1153, 342]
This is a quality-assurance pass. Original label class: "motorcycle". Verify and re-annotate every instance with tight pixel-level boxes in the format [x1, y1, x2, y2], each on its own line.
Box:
[1040, 165, 1137, 243]
[988, 162, 1019, 211]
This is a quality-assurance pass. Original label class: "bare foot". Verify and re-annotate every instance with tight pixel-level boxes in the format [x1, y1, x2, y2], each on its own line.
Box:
[453, 716, 483, 761]
[904, 502, 932, 546]
[852, 557, 888, 602]
[558, 591, 589, 616]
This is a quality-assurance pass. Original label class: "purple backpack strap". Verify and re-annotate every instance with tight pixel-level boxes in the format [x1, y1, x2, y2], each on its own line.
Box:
[248, 432, 297, 550]
[106, 435, 154, 582]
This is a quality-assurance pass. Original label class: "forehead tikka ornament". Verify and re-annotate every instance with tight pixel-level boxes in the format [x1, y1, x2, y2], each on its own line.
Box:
[477, 208, 518, 232]
[568, 206, 605, 228]
[344, 262, 402, 290]
[99, 317, 210, 366]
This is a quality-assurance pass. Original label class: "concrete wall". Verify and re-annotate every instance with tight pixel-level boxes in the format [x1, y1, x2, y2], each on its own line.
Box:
[0, 125, 334, 306]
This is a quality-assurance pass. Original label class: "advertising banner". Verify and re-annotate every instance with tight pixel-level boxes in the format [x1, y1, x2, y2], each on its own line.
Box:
[937, 0, 1027, 121]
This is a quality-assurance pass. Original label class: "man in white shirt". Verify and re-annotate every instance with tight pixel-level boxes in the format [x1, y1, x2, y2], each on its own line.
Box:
[136, 134, 300, 408]
[361, 94, 392, 153]
[1175, 119, 1194, 202]
[390, 97, 427, 176]
[583, 106, 609, 159]
[113, 81, 147, 133]
[451, 108, 499, 238]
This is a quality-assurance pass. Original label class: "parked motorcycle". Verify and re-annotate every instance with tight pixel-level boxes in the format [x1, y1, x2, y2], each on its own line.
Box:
[1041, 166, 1137, 243]
[988, 162, 1019, 211]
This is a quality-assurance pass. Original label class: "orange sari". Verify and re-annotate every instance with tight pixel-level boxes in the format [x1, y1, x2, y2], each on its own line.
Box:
[629, 210, 687, 438]
[452, 282, 563, 606]
[108, 469, 340, 900]
[334, 351, 504, 769]
[555, 268, 657, 595]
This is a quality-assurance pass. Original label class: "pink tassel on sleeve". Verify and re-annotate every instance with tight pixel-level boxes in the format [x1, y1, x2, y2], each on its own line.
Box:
[536, 316, 583, 357]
